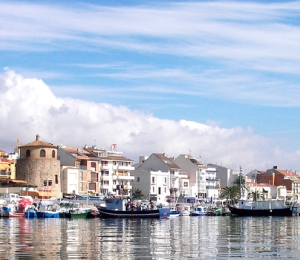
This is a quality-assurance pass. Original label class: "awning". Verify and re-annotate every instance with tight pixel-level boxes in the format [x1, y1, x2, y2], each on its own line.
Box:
[20, 190, 39, 197]
[37, 191, 54, 199]
[10, 179, 27, 184]
[0, 164, 9, 170]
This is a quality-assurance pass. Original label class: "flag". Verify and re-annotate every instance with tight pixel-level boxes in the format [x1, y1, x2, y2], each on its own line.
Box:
[111, 144, 117, 150]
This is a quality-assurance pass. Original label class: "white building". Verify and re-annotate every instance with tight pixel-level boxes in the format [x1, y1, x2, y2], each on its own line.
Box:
[207, 163, 239, 188]
[174, 154, 218, 201]
[58, 145, 135, 196]
[131, 153, 187, 203]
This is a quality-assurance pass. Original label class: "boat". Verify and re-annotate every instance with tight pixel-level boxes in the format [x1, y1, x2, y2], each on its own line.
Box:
[169, 209, 180, 217]
[59, 201, 93, 219]
[62, 208, 92, 219]
[190, 205, 207, 216]
[1, 197, 33, 217]
[96, 198, 170, 218]
[36, 203, 61, 218]
[179, 209, 190, 216]
[227, 199, 298, 217]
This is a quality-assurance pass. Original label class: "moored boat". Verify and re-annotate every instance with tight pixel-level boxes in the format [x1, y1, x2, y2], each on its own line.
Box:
[170, 209, 180, 217]
[59, 201, 93, 219]
[36, 203, 61, 218]
[190, 205, 207, 216]
[96, 198, 170, 218]
[1, 197, 33, 217]
[227, 199, 298, 217]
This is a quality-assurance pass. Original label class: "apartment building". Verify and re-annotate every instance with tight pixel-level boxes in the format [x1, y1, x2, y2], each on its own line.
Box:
[84, 146, 134, 196]
[131, 153, 187, 203]
[256, 166, 300, 201]
[207, 163, 239, 188]
[58, 145, 135, 196]
[174, 154, 218, 201]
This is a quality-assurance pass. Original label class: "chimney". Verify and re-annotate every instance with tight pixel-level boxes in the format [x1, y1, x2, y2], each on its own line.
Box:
[36, 134, 41, 141]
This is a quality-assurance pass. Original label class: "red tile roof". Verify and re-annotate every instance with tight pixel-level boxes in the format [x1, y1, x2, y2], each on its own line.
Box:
[276, 169, 299, 178]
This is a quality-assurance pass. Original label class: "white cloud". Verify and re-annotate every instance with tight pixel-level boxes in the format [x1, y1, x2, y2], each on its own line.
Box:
[1, 1, 300, 107]
[1, 69, 299, 172]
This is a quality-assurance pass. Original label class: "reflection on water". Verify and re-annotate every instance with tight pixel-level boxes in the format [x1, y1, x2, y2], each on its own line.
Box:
[1, 216, 300, 259]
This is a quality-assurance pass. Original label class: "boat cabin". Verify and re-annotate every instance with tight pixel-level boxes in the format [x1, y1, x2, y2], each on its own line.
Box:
[238, 199, 287, 210]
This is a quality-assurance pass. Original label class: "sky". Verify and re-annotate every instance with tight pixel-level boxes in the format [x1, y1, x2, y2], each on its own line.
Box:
[1, 0, 300, 173]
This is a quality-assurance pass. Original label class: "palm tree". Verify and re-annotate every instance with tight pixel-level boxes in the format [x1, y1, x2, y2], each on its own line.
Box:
[131, 189, 144, 200]
[219, 186, 239, 205]
[233, 175, 247, 198]
[248, 190, 261, 201]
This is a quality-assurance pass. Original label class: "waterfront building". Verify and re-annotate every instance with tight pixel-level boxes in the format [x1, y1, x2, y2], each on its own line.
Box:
[58, 145, 134, 196]
[174, 154, 218, 201]
[84, 145, 134, 196]
[131, 153, 185, 203]
[246, 182, 287, 200]
[16, 134, 61, 198]
[58, 146, 94, 196]
[255, 166, 300, 201]
[207, 163, 239, 188]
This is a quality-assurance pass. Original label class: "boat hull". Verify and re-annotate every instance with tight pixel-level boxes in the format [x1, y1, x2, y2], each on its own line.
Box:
[190, 211, 206, 216]
[1, 205, 25, 217]
[25, 211, 37, 218]
[228, 205, 297, 217]
[97, 207, 170, 218]
[61, 211, 91, 219]
[36, 211, 61, 218]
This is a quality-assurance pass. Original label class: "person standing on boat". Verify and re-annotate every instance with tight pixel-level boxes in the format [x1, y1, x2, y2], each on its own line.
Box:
[150, 200, 154, 210]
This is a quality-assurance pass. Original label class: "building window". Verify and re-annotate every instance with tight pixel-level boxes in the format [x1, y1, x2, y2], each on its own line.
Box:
[52, 150, 55, 158]
[26, 150, 31, 158]
[101, 161, 108, 166]
[55, 175, 58, 184]
[164, 177, 167, 183]
[40, 149, 46, 157]
[152, 187, 155, 193]
[152, 177, 155, 184]
[43, 180, 52, 186]
[158, 187, 161, 195]
[137, 177, 140, 182]
[184, 182, 188, 187]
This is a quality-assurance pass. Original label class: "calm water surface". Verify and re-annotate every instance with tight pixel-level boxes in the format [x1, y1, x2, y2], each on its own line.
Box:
[0, 216, 300, 259]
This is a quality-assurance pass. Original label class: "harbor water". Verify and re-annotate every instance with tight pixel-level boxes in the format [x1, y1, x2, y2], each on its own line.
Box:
[1, 216, 300, 259]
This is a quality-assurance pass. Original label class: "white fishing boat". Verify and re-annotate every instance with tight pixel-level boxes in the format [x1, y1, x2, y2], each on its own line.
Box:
[190, 205, 207, 216]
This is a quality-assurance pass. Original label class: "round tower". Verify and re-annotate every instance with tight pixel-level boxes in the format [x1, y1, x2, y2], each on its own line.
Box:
[16, 134, 61, 198]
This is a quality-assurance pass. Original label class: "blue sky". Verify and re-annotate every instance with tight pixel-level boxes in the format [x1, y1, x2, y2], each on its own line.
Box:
[1, 0, 300, 172]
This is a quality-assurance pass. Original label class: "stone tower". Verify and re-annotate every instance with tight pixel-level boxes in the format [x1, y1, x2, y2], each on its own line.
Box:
[16, 134, 61, 198]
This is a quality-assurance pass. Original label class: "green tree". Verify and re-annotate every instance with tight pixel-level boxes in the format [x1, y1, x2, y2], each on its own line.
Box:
[248, 190, 261, 201]
[219, 186, 239, 204]
[233, 175, 247, 198]
[131, 189, 144, 200]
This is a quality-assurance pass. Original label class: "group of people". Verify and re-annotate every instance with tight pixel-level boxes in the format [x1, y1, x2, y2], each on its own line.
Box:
[125, 200, 155, 211]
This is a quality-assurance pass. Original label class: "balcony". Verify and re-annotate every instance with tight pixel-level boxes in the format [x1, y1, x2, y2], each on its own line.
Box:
[100, 165, 110, 170]
[117, 175, 135, 181]
[178, 173, 188, 179]
[100, 175, 110, 180]
[112, 165, 134, 171]
[206, 185, 218, 189]
[124, 184, 132, 190]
